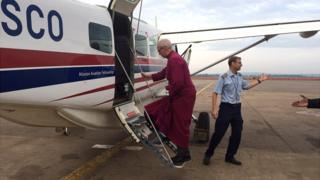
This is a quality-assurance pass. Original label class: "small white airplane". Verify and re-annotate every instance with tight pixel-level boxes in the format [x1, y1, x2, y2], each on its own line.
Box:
[0, 0, 319, 167]
[0, 0, 168, 128]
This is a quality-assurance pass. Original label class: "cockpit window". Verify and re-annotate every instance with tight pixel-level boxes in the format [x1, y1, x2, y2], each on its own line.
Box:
[149, 36, 158, 57]
[135, 34, 148, 56]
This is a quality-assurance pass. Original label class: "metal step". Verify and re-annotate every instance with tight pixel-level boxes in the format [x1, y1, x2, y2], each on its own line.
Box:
[114, 101, 176, 167]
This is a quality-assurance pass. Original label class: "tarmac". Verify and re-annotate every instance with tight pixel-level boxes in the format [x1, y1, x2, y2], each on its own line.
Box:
[0, 80, 319, 180]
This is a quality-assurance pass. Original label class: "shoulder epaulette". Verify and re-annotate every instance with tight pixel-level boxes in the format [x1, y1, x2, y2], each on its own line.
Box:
[222, 73, 228, 79]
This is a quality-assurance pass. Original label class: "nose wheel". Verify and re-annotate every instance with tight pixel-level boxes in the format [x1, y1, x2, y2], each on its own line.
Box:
[55, 127, 71, 136]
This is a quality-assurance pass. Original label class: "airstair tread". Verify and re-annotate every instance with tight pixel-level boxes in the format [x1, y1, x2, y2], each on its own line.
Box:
[114, 101, 177, 167]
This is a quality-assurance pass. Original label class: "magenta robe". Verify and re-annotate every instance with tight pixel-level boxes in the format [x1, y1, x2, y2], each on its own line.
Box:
[145, 51, 196, 148]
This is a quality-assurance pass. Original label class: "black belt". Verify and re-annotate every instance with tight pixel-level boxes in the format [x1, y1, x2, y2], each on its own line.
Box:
[221, 102, 241, 107]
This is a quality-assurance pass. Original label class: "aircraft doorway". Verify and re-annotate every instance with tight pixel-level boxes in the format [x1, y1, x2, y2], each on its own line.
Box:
[111, 11, 135, 105]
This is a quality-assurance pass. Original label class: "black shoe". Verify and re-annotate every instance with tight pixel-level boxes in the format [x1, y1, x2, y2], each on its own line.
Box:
[203, 155, 211, 166]
[171, 155, 191, 168]
[225, 157, 242, 166]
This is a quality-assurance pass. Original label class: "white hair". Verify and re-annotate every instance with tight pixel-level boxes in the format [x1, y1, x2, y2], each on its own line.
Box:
[158, 39, 172, 49]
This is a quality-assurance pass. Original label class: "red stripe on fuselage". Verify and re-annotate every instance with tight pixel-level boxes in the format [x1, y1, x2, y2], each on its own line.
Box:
[135, 80, 164, 92]
[136, 57, 167, 65]
[0, 48, 115, 68]
[93, 99, 114, 107]
[52, 78, 166, 103]
[93, 80, 166, 106]
[51, 84, 115, 102]
[0, 48, 166, 68]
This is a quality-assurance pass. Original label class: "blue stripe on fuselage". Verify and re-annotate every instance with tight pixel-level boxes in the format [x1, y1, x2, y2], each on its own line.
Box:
[0, 65, 163, 93]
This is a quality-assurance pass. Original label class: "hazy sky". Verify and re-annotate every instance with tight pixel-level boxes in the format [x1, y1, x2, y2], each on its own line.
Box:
[79, 0, 320, 74]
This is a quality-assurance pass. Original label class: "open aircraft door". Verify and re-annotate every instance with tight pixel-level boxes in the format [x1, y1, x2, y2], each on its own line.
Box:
[108, 0, 141, 105]
[109, 0, 141, 16]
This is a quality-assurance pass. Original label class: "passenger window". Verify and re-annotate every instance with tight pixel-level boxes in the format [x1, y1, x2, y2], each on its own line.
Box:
[135, 34, 148, 56]
[89, 23, 113, 54]
[149, 36, 158, 57]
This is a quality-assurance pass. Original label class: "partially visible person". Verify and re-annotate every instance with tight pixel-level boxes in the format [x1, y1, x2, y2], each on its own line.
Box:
[141, 39, 196, 168]
[292, 95, 320, 108]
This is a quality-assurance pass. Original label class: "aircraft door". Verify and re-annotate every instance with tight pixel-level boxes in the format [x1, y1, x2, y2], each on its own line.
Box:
[109, 0, 141, 16]
[109, 0, 141, 105]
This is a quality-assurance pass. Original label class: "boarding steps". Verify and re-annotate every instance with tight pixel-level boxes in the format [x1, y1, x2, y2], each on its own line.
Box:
[114, 101, 177, 167]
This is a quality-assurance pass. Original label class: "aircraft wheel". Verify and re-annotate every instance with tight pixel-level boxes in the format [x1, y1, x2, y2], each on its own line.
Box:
[63, 127, 71, 136]
[55, 127, 71, 136]
[193, 112, 210, 143]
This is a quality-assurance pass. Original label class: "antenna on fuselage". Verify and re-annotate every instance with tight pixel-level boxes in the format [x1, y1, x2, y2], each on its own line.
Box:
[155, 16, 158, 29]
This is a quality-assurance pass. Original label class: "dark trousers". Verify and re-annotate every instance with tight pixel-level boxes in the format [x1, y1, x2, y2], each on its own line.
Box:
[205, 103, 243, 160]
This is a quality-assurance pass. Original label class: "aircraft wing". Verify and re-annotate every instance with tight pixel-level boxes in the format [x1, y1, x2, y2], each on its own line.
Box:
[160, 20, 320, 44]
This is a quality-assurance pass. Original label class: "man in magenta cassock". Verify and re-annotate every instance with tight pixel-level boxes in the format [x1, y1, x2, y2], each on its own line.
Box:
[142, 39, 196, 168]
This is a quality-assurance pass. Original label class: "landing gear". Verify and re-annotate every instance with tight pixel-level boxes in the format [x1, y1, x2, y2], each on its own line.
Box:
[55, 127, 71, 136]
[193, 112, 210, 143]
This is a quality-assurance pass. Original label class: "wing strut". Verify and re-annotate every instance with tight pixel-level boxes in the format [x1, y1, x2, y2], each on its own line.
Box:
[181, 44, 192, 65]
[191, 35, 276, 76]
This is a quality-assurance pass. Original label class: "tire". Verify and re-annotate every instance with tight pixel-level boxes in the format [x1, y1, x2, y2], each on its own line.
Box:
[194, 112, 210, 143]
[197, 112, 210, 129]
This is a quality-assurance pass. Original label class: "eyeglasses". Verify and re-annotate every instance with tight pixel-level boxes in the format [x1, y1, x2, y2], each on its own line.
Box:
[157, 47, 164, 52]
